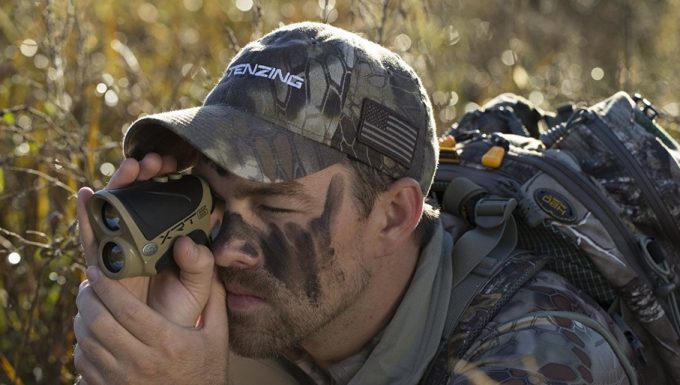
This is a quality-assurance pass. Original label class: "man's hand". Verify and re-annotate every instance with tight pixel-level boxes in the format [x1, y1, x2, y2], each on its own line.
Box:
[73, 267, 228, 385]
[74, 153, 229, 384]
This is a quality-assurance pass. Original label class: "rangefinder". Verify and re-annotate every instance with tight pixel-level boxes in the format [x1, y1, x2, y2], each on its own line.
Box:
[86, 174, 212, 279]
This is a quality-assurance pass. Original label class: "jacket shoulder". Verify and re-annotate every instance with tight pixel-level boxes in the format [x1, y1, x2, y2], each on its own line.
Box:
[447, 270, 634, 385]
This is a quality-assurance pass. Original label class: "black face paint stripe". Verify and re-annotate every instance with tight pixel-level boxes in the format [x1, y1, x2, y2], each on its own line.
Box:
[214, 213, 261, 256]
[309, 175, 344, 254]
[283, 221, 322, 302]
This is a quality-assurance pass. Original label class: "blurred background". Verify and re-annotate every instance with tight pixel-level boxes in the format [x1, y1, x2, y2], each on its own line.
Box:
[1, 0, 679, 383]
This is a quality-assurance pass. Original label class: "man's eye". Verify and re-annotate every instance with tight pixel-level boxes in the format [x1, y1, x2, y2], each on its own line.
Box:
[259, 204, 294, 214]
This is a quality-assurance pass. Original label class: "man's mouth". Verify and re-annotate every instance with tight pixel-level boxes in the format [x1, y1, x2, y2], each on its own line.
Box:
[225, 284, 266, 313]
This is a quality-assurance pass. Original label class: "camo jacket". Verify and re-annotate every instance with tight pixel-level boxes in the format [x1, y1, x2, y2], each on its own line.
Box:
[446, 269, 636, 385]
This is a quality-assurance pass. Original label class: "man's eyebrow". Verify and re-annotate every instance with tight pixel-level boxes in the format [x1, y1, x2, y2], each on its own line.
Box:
[233, 180, 314, 203]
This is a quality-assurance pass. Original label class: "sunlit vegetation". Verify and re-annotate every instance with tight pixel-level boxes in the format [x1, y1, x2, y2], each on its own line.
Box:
[1, 0, 679, 383]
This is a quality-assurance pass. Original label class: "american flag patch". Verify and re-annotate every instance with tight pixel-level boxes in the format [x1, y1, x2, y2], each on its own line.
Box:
[357, 99, 419, 167]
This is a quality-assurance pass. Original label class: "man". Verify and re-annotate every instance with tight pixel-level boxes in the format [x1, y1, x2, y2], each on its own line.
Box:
[74, 22, 636, 384]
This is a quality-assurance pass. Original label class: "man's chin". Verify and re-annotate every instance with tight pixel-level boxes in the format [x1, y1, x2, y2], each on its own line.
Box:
[228, 322, 293, 359]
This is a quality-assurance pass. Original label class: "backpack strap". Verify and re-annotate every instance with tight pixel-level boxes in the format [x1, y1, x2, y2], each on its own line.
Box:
[447, 198, 518, 333]
[439, 177, 520, 336]
[420, 178, 530, 385]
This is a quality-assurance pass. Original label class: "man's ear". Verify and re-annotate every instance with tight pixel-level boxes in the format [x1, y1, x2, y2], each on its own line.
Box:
[370, 177, 424, 255]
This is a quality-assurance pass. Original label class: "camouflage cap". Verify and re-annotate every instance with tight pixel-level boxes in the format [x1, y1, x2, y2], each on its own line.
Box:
[123, 22, 438, 193]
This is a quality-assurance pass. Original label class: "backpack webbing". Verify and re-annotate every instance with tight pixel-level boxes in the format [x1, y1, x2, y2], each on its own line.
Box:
[515, 218, 618, 306]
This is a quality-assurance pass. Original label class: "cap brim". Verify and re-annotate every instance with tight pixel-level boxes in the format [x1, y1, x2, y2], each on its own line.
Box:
[123, 104, 345, 183]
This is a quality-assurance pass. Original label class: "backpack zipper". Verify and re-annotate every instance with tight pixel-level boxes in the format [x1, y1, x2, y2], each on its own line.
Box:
[583, 111, 680, 249]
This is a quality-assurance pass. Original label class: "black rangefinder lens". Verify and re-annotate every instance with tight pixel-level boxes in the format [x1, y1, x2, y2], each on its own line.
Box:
[102, 202, 121, 231]
[86, 174, 213, 278]
[102, 242, 125, 273]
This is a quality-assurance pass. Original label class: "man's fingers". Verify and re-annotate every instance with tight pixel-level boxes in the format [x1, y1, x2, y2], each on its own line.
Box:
[107, 158, 141, 189]
[76, 282, 146, 354]
[77, 187, 98, 266]
[74, 344, 107, 385]
[107, 152, 176, 189]
[86, 266, 168, 345]
[159, 155, 179, 175]
[73, 312, 118, 368]
[137, 153, 164, 181]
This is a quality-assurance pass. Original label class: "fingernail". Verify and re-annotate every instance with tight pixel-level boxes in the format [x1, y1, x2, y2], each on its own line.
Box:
[86, 266, 100, 283]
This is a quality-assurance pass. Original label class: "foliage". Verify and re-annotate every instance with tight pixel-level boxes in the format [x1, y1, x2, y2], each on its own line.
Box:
[1, 0, 679, 384]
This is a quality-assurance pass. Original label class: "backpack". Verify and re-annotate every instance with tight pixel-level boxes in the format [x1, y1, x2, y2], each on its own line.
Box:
[423, 92, 680, 385]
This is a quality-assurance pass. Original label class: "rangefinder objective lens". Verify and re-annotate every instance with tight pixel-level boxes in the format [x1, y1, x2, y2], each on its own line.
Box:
[102, 202, 121, 231]
[102, 242, 125, 273]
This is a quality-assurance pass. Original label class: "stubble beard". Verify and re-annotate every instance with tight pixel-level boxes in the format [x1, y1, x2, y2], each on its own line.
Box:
[220, 262, 370, 359]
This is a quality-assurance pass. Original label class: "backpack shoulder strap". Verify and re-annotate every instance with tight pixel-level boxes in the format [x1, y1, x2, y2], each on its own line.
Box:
[420, 178, 543, 385]
[448, 208, 518, 335]
[439, 177, 522, 337]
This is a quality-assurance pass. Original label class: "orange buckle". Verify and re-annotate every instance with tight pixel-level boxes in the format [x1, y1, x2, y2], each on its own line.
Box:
[481, 146, 506, 168]
[438, 135, 460, 164]
[439, 135, 456, 149]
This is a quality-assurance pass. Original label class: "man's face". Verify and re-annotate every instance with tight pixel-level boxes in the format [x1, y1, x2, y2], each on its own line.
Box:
[193, 159, 373, 358]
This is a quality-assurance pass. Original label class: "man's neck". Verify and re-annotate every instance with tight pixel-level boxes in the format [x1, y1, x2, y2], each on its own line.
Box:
[295, 238, 421, 371]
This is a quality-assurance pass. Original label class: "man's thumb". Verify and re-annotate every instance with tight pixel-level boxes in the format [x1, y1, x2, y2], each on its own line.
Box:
[201, 272, 228, 333]
[174, 236, 214, 313]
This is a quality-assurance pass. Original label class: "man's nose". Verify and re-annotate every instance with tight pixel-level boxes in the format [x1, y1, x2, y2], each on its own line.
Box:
[212, 237, 262, 269]
[210, 208, 264, 269]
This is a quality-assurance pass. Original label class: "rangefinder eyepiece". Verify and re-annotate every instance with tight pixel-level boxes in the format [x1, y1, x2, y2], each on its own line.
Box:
[86, 174, 213, 279]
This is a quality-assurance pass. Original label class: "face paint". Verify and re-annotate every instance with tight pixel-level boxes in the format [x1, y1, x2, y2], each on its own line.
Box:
[214, 175, 345, 303]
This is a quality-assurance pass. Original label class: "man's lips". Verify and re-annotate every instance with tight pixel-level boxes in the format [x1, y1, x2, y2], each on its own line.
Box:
[225, 285, 265, 312]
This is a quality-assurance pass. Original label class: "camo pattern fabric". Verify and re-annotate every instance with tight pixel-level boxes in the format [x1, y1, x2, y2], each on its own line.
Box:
[448, 270, 635, 385]
[123, 22, 438, 194]
[553, 92, 680, 262]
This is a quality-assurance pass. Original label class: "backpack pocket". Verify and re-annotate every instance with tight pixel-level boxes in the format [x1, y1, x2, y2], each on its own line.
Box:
[552, 92, 680, 264]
